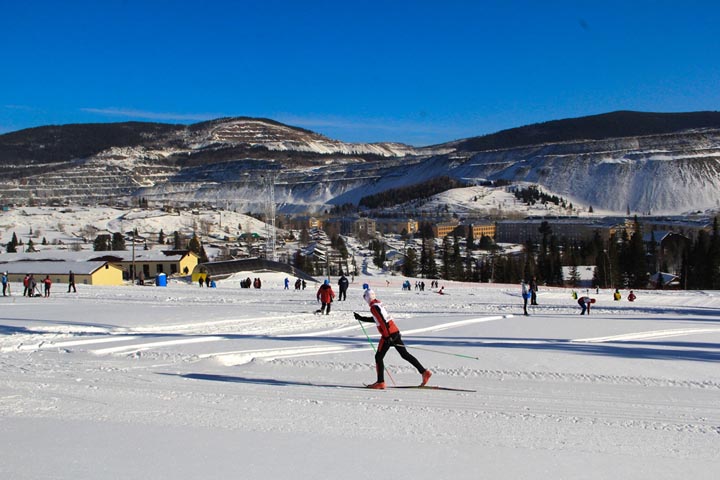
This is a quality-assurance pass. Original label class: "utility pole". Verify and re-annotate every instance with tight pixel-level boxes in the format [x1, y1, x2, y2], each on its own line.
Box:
[132, 228, 136, 285]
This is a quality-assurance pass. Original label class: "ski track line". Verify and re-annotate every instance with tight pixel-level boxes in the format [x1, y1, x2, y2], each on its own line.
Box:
[92, 336, 224, 355]
[0, 335, 137, 353]
[573, 327, 720, 343]
[123, 315, 296, 333]
[402, 314, 511, 335]
[203, 345, 364, 365]
[163, 314, 511, 363]
[38, 335, 135, 350]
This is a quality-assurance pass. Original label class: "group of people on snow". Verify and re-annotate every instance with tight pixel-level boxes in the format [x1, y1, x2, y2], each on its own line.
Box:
[1, 271, 76, 297]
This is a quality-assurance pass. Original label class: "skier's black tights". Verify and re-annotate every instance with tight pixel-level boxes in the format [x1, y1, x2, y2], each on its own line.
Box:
[375, 332, 425, 383]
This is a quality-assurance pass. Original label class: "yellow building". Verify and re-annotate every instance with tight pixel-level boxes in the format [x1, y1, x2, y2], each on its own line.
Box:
[91, 250, 199, 280]
[4, 261, 124, 286]
[434, 219, 461, 238]
[471, 222, 496, 239]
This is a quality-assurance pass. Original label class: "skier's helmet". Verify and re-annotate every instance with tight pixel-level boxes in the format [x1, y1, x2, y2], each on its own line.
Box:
[324, 279, 329, 285]
[363, 289, 376, 304]
[362, 283, 369, 290]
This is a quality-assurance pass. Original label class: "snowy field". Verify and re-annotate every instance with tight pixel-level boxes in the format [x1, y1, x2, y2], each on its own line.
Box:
[1, 273, 719, 479]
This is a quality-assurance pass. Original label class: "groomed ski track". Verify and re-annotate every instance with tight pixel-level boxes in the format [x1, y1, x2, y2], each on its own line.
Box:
[1, 282, 719, 478]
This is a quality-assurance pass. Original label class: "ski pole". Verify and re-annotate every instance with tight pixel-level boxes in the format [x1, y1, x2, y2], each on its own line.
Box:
[398, 344, 480, 360]
[356, 318, 396, 386]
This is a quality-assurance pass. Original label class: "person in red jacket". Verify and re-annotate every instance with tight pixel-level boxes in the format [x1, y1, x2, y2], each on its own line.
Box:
[316, 279, 335, 315]
[354, 286, 432, 389]
[43, 275, 52, 297]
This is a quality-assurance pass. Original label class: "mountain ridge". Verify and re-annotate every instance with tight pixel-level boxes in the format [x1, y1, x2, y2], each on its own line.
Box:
[1, 111, 719, 215]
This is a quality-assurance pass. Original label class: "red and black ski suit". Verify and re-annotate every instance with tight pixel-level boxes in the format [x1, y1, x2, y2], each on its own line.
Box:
[316, 283, 335, 314]
[354, 299, 427, 383]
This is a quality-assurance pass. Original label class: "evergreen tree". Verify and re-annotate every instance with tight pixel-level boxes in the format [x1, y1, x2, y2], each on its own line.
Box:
[466, 226, 475, 251]
[158, 229, 165, 245]
[548, 235, 563, 285]
[594, 251, 609, 288]
[522, 239, 537, 281]
[465, 248, 476, 282]
[185, 235, 209, 263]
[427, 243, 438, 279]
[188, 234, 203, 258]
[624, 218, 648, 288]
[93, 234, 111, 251]
[403, 247, 418, 277]
[452, 235, 464, 280]
[173, 231, 183, 249]
[537, 221, 553, 283]
[6, 232, 18, 253]
[335, 235, 348, 258]
[420, 238, 429, 277]
[478, 235, 490, 250]
[441, 235, 451, 280]
[111, 232, 126, 250]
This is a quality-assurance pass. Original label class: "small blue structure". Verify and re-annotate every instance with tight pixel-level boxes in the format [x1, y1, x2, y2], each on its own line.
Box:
[156, 273, 167, 287]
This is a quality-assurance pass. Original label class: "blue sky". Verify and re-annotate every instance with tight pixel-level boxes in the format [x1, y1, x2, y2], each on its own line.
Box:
[2, 0, 719, 146]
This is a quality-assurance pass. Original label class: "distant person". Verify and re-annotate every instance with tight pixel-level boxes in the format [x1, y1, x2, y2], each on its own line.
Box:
[628, 291, 637, 302]
[613, 289, 621, 301]
[578, 296, 595, 315]
[1, 272, 8, 296]
[353, 286, 432, 389]
[301, 279, 306, 290]
[338, 274, 349, 301]
[284, 277, 290, 290]
[67, 271, 77, 293]
[437, 285, 445, 295]
[23, 274, 30, 296]
[316, 280, 335, 315]
[198, 275, 204, 287]
[295, 278, 301, 290]
[43, 275, 52, 297]
[521, 280, 530, 316]
[529, 276, 539, 305]
[205, 274, 211, 287]
[29, 275, 37, 297]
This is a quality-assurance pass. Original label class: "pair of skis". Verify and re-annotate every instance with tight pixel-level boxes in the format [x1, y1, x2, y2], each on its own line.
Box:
[363, 383, 475, 392]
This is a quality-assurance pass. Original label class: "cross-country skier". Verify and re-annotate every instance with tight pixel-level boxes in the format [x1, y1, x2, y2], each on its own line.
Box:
[353, 285, 432, 389]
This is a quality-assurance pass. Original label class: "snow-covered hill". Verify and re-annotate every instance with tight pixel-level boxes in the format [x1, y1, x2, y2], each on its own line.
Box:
[1, 112, 720, 215]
